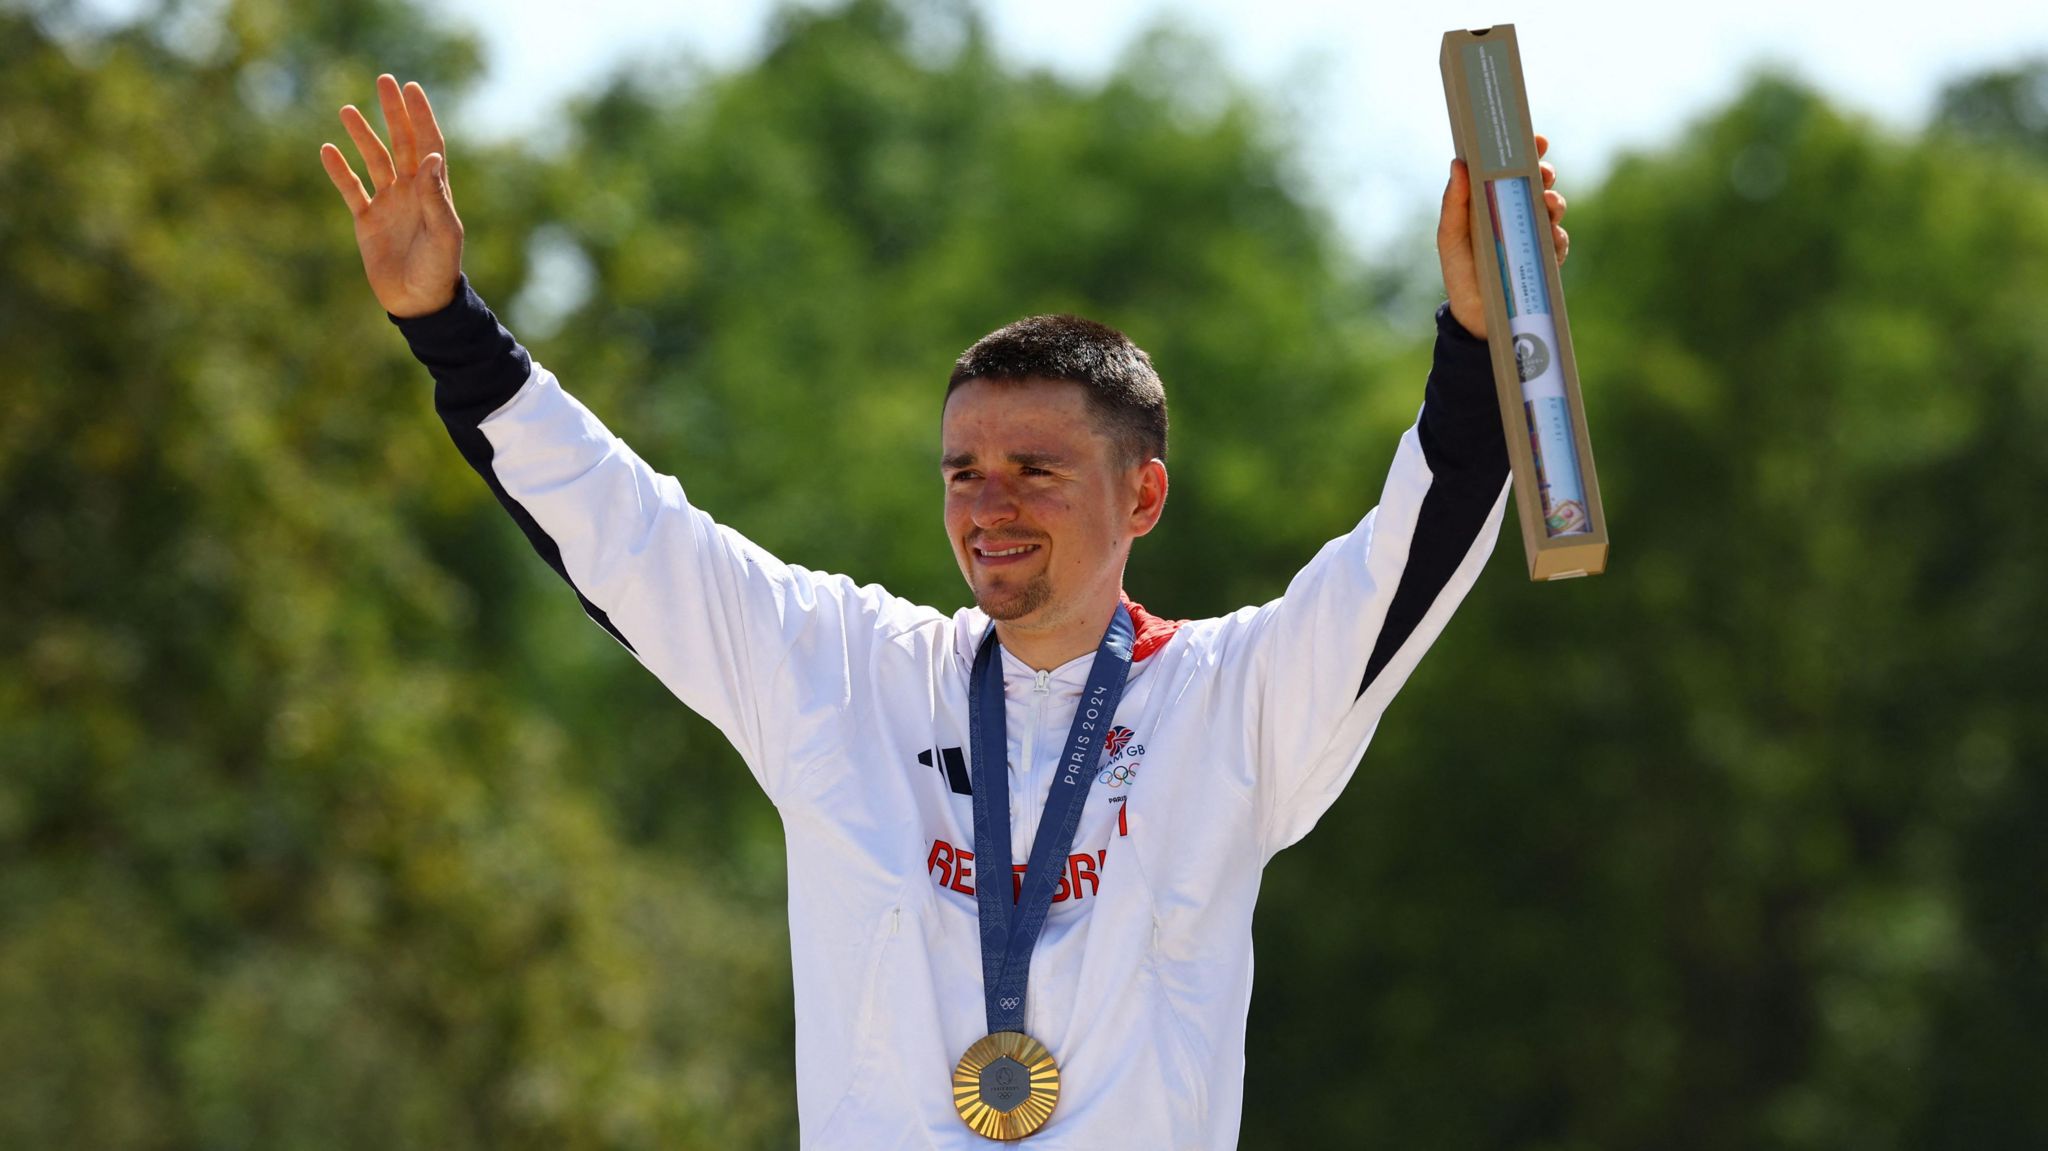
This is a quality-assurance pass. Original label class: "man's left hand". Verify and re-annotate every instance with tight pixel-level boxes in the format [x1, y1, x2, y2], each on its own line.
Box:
[1438, 134, 1569, 340]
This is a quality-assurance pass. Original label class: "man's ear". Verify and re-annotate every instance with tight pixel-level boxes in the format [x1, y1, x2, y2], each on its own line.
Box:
[1128, 458, 1168, 539]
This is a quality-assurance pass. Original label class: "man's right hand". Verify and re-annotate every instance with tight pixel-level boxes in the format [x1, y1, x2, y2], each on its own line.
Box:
[320, 74, 464, 318]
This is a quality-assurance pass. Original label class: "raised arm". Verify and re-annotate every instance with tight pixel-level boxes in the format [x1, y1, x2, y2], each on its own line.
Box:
[320, 78, 937, 801]
[1235, 140, 1570, 857]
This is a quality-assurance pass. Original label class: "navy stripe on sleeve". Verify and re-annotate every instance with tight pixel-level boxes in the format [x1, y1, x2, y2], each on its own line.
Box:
[1358, 303, 1508, 696]
[390, 276, 637, 653]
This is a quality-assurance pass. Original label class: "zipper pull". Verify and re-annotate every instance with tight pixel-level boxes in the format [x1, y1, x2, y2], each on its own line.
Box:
[1034, 670, 1052, 695]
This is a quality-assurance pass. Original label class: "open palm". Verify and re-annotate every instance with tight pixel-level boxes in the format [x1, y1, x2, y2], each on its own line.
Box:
[320, 74, 464, 318]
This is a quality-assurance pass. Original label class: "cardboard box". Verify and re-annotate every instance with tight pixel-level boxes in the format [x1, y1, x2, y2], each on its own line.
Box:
[1441, 24, 1609, 581]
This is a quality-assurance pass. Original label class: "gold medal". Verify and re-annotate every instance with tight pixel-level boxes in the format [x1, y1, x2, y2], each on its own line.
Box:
[951, 1030, 1060, 1139]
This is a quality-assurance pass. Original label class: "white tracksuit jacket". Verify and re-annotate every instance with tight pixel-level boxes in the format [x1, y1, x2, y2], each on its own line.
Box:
[395, 280, 1512, 1148]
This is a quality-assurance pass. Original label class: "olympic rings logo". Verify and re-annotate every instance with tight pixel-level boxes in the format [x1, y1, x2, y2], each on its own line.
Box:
[1096, 760, 1140, 788]
[1096, 728, 1145, 788]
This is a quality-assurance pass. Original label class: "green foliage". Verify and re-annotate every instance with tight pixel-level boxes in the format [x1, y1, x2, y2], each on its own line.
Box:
[0, 2, 788, 1147]
[1935, 56, 2048, 162]
[1249, 74, 2048, 1150]
[4, 0, 2047, 1147]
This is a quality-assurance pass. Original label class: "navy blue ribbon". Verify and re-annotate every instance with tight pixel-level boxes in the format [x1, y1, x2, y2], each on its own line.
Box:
[968, 603, 1136, 1036]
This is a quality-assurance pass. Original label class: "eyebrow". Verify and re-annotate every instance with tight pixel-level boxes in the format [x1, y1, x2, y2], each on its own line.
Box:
[939, 450, 1071, 471]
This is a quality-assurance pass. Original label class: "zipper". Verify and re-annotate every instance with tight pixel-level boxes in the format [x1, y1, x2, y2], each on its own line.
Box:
[1014, 669, 1053, 880]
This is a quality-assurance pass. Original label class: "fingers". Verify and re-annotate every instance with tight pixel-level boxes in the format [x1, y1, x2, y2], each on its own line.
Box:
[419, 152, 463, 237]
[1536, 138, 1566, 264]
[1439, 158, 1472, 240]
[377, 73, 417, 175]
[319, 142, 371, 215]
[340, 104, 396, 192]
[403, 81, 447, 171]
[1438, 158, 1486, 338]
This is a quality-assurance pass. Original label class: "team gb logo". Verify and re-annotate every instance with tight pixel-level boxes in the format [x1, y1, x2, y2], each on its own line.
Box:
[1099, 725, 1144, 788]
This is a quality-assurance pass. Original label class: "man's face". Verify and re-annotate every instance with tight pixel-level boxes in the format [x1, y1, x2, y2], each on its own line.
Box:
[940, 378, 1157, 632]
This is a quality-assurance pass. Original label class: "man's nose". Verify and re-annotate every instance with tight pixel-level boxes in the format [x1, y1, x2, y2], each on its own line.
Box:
[971, 474, 1019, 527]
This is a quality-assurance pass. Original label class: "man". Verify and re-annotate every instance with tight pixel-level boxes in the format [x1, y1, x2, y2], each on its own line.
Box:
[322, 72, 1568, 1147]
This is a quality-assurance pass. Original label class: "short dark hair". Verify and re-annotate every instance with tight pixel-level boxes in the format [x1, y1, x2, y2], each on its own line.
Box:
[946, 315, 1168, 466]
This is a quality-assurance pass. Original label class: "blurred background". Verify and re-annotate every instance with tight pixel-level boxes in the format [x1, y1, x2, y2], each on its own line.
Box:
[4, 0, 2046, 1146]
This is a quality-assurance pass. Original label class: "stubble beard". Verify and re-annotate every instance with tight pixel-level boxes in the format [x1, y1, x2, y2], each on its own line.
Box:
[975, 571, 1054, 622]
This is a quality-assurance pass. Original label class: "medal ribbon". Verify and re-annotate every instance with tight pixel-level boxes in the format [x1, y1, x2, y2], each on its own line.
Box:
[967, 603, 1135, 1036]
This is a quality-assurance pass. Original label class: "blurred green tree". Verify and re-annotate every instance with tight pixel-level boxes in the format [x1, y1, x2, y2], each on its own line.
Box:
[0, 2, 789, 1147]
[1247, 73, 2048, 1151]
[1935, 56, 2048, 161]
